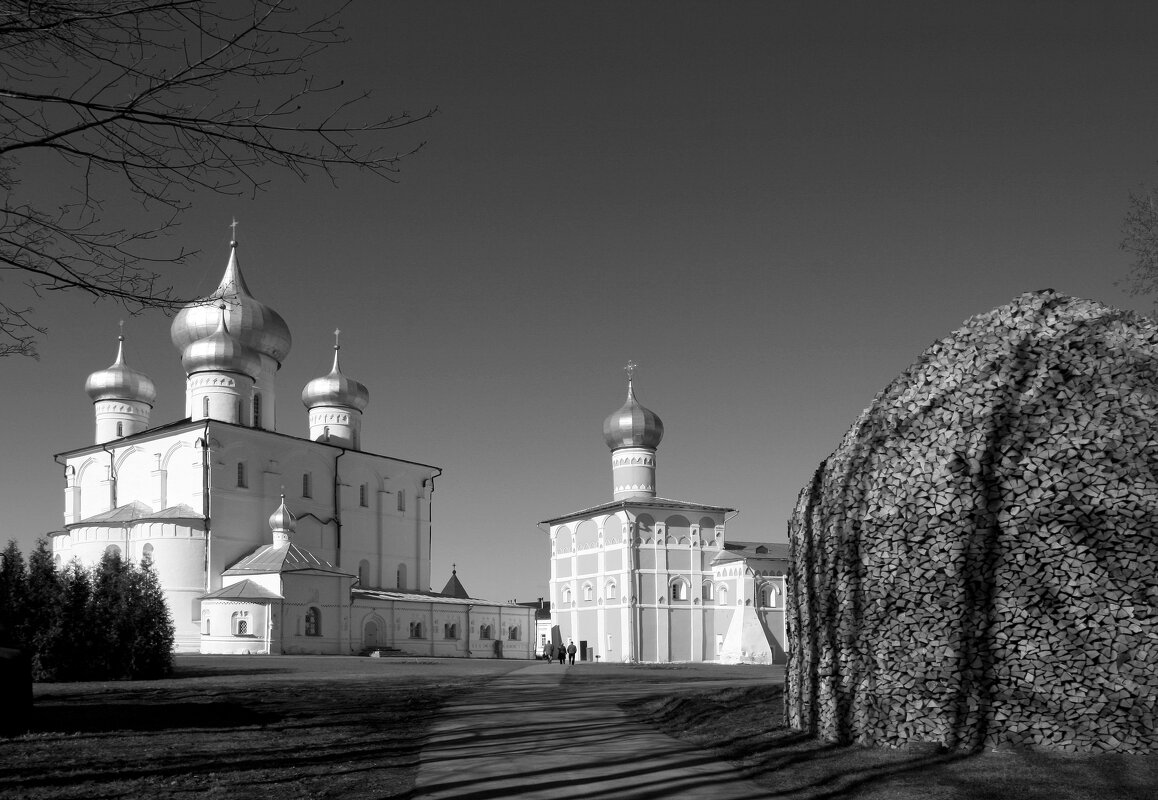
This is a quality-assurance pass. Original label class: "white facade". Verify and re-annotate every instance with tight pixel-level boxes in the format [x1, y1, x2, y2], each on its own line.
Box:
[544, 375, 787, 664]
[52, 238, 533, 657]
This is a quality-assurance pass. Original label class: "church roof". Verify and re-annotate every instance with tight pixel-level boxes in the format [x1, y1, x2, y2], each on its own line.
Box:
[541, 496, 734, 525]
[712, 540, 791, 565]
[353, 587, 512, 607]
[439, 569, 470, 599]
[70, 502, 202, 527]
[54, 418, 441, 475]
[201, 579, 283, 601]
[224, 543, 354, 577]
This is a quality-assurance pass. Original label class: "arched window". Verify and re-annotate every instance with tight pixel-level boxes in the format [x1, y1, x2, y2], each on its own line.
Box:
[397, 489, 406, 513]
[444, 623, 458, 639]
[760, 588, 769, 607]
[302, 472, 312, 498]
[702, 581, 715, 601]
[203, 396, 210, 418]
[236, 462, 247, 488]
[232, 611, 249, 636]
[718, 586, 728, 606]
[409, 621, 423, 639]
[104, 544, 122, 560]
[605, 580, 617, 600]
[358, 560, 370, 587]
[253, 392, 262, 428]
[508, 626, 520, 641]
[359, 484, 368, 507]
[562, 586, 572, 605]
[582, 583, 594, 602]
[479, 624, 493, 640]
[670, 579, 688, 601]
[116, 421, 123, 437]
[141, 543, 154, 564]
[305, 607, 321, 636]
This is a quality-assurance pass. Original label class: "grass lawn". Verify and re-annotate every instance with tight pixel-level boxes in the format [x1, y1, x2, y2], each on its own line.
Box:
[3, 657, 1155, 799]
[596, 665, 1158, 800]
[1, 655, 527, 800]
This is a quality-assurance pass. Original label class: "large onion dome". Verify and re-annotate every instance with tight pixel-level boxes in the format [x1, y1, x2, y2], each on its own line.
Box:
[85, 333, 157, 406]
[171, 240, 292, 366]
[603, 376, 664, 450]
[301, 333, 369, 412]
[180, 305, 261, 378]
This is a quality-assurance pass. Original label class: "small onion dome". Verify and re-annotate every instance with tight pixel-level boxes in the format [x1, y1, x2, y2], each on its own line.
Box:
[180, 306, 262, 379]
[269, 494, 296, 539]
[603, 377, 664, 450]
[85, 334, 157, 406]
[301, 336, 369, 412]
[171, 240, 292, 366]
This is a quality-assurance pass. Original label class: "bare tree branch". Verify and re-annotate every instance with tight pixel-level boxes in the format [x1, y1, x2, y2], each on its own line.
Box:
[0, 0, 433, 356]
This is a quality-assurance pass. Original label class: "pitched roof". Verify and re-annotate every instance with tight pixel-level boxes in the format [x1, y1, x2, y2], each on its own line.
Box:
[541, 496, 734, 525]
[201, 579, 283, 601]
[712, 540, 791, 565]
[224, 543, 354, 577]
[71, 502, 202, 527]
[440, 570, 470, 599]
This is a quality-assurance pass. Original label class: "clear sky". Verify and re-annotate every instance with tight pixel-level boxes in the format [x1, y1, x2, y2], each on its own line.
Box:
[4, 1, 1157, 603]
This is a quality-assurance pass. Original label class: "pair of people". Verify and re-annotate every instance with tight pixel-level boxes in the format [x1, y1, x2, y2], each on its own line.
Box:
[553, 641, 578, 665]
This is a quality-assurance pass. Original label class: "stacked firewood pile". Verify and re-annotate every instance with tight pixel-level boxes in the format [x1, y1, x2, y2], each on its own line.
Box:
[786, 290, 1158, 753]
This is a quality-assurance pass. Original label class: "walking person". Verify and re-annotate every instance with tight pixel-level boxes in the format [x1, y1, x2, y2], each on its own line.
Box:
[557, 644, 565, 665]
[567, 641, 577, 665]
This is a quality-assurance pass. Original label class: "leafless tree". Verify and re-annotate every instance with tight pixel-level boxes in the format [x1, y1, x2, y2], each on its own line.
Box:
[0, 0, 432, 357]
[1120, 186, 1158, 306]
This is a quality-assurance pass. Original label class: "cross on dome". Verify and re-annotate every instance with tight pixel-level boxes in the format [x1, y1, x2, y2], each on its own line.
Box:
[625, 360, 638, 381]
[229, 218, 239, 243]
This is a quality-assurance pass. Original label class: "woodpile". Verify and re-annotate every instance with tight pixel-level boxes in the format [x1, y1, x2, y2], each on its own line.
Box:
[785, 290, 1158, 753]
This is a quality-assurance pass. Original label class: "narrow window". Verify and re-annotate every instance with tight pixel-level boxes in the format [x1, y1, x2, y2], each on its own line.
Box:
[606, 581, 617, 599]
[359, 483, 368, 507]
[397, 563, 407, 590]
[671, 580, 688, 601]
[562, 587, 572, 605]
[236, 462, 247, 488]
[235, 399, 241, 422]
[583, 583, 593, 602]
[761, 589, 769, 607]
[201, 616, 210, 635]
[238, 619, 248, 635]
[302, 472, 312, 498]
[409, 621, 423, 639]
[397, 489, 406, 513]
[358, 560, 370, 586]
[607, 634, 613, 652]
[253, 393, 262, 428]
[116, 421, 123, 437]
[305, 607, 321, 636]
[703, 581, 715, 601]
[480, 624, 492, 640]
[508, 626, 520, 641]
[203, 396, 210, 418]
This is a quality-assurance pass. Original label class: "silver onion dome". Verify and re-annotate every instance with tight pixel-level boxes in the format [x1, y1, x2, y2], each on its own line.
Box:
[269, 494, 297, 536]
[603, 377, 664, 450]
[302, 333, 370, 412]
[85, 334, 157, 406]
[170, 241, 292, 366]
[180, 306, 262, 379]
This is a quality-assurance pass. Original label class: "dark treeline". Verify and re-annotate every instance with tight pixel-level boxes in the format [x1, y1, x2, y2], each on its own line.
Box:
[0, 539, 174, 681]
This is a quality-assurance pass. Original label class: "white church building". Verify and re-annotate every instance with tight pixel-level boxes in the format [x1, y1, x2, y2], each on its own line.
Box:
[543, 369, 788, 664]
[51, 238, 535, 657]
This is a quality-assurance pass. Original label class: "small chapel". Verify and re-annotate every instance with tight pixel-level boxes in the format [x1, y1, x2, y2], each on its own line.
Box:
[542, 366, 788, 664]
[51, 236, 535, 657]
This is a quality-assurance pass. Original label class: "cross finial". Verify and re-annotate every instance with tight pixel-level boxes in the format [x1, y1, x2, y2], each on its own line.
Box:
[452, 562, 457, 575]
[334, 328, 341, 350]
[229, 218, 239, 242]
[118, 319, 125, 342]
[625, 360, 638, 381]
